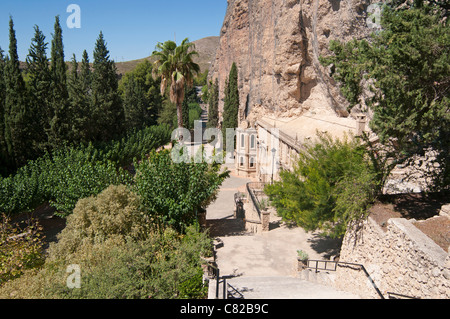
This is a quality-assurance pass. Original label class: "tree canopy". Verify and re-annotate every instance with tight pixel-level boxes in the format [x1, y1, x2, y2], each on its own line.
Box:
[320, 1, 449, 190]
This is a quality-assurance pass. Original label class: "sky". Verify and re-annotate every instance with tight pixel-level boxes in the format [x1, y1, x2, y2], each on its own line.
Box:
[0, 0, 228, 62]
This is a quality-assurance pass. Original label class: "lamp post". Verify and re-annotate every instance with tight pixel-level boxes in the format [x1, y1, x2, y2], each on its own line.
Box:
[271, 147, 276, 184]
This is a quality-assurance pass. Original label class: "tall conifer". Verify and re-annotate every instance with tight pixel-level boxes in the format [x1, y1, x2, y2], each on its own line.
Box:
[4, 17, 31, 168]
[48, 16, 69, 148]
[222, 62, 239, 150]
[208, 78, 219, 128]
[91, 31, 124, 141]
[26, 25, 51, 154]
[68, 50, 93, 143]
[0, 47, 8, 175]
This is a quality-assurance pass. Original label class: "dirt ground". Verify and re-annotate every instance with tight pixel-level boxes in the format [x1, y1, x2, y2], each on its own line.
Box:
[8, 203, 66, 250]
[369, 192, 450, 252]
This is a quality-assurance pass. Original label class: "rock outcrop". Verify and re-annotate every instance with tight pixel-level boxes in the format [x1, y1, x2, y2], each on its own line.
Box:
[209, 0, 379, 124]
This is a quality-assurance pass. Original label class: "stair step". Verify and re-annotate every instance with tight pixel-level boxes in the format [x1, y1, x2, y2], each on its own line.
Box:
[298, 269, 336, 287]
[208, 276, 359, 299]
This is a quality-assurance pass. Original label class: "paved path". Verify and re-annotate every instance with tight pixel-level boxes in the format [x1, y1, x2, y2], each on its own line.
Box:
[206, 164, 254, 220]
[205, 168, 359, 299]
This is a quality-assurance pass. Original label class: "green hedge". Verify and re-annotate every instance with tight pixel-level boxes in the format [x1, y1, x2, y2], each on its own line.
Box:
[0, 124, 172, 217]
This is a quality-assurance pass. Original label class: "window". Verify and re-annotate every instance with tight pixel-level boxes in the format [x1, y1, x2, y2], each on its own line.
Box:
[241, 134, 245, 148]
[250, 135, 256, 149]
[240, 156, 244, 167]
[250, 157, 255, 168]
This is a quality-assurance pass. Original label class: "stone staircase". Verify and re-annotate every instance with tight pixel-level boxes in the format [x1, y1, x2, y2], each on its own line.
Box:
[298, 268, 337, 288]
[207, 275, 360, 299]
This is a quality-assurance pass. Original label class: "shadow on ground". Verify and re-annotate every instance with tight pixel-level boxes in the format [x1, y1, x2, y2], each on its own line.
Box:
[307, 234, 343, 260]
[206, 218, 247, 237]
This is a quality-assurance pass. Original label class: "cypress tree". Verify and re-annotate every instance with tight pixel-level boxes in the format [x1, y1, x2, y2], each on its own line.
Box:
[80, 50, 92, 90]
[122, 74, 148, 131]
[26, 25, 51, 154]
[120, 60, 161, 131]
[67, 53, 82, 143]
[222, 62, 239, 150]
[208, 78, 219, 128]
[4, 17, 31, 168]
[48, 15, 69, 149]
[78, 50, 93, 142]
[91, 31, 124, 141]
[0, 47, 8, 175]
[68, 50, 95, 144]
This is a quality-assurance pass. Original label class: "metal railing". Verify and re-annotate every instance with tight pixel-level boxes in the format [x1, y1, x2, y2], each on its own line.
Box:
[256, 119, 304, 153]
[387, 292, 420, 299]
[202, 258, 238, 299]
[246, 182, 268, 222]
[306, 259, 385, 299]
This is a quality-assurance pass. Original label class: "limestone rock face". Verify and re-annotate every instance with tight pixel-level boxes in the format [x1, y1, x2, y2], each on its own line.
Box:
[209, 0, 377, 124]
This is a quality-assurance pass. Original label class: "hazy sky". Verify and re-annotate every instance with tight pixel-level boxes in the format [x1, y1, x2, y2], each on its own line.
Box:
[0, 0, 227, 62]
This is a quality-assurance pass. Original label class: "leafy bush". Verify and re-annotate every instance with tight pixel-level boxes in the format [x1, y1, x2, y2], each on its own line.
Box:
[265, 133, 381, 238]
[0, 215, 45, 286]
[43, 148, 131, 217]
[297, 250, 309, 261]
[47, 184, 152, 260]
[133, 149, 229, 233]
[187, 103, 203, 130]
[0, 124, 171, 217]
[97, 124, 172, 167]
[0, 186, 212, 299]
[45, 228, 210, 299]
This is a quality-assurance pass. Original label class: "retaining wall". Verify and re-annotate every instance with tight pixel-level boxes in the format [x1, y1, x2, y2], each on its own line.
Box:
[335, 216, 450, 299]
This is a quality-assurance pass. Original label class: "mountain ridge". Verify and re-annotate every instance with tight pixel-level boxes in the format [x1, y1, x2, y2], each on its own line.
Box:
[18, 36, 219, 76]
[114, 36, 219, 75]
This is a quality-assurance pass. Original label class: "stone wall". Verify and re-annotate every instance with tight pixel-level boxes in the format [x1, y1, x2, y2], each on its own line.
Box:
[335, 216, 450, 299]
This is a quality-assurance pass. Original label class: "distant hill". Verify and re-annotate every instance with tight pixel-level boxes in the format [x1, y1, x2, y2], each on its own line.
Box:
[18, 36, 219, 76]
[114, 36, 219, 75]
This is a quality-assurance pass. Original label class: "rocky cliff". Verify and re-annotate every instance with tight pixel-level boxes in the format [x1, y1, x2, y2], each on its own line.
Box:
[209, 0, 379, 124]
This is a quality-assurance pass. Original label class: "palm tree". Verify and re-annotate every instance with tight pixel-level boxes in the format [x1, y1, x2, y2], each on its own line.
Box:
[152, 38, 200, 130]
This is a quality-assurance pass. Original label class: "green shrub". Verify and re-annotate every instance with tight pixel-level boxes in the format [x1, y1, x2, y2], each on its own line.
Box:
[133, 149, 229, 233]
[188, 103, 203, 130]
[98, 124, 172, 167]
[0, 185, 212, 299]
[297, 250, 309, 261]
[0, 124, 171, 217]
[178, 267, 208, 299]
[46, 227, 210, 299]
[47, 184, 151, 260]
[265, 132, 381, 238]
[45, 150, 131, 217]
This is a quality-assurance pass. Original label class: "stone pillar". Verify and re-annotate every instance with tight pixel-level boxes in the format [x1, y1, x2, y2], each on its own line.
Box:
[356, 115, 367, 136]
[198, 208, 207, 230]
[262, 211, 270, 232]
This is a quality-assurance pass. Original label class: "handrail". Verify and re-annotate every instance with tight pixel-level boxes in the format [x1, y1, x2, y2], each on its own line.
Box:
[256, 119, 304, 152]
[307, 259, 385, 299]
[387, 292, 420, 299]
[246, 183, 262, 220]
[246, 182, 268, 221]
[201, 257, 221, 299]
